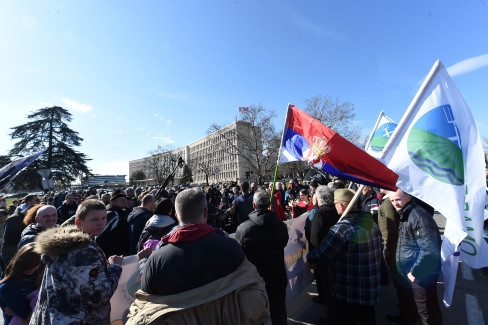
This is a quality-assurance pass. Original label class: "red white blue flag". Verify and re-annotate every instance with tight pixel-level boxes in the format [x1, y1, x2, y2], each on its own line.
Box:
[278, 105, 398, 190]
[238, 107, 249, 113]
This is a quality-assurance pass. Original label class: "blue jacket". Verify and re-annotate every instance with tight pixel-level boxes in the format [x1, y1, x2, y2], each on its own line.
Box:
[396, 200, 441, 284]
[231, 193, 254, 225]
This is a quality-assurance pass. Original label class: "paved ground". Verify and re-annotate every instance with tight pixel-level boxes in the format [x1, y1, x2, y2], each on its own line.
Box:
[284, 213, 488, 325]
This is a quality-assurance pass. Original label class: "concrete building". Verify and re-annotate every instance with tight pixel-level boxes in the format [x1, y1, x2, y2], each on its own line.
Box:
[86, 175, 127, 186]
[129, 121, 258, 186]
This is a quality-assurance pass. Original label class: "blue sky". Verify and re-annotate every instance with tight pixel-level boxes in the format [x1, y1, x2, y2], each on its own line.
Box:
[1, 0, 487, 177]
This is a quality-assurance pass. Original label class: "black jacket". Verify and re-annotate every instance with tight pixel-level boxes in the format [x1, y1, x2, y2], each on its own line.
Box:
[1, 209, 26, 267]
[310, 204, 340, 250]
[127, 207, 153, 255]
[230, 193, 254, 225]
[56, 202, 77, 224]
[17, 223, 43, 250]
[235, 209, 289, 293]
[96, 205, 130, 257]
[141, 231, 244, 295]
[396, 200, 441, 284]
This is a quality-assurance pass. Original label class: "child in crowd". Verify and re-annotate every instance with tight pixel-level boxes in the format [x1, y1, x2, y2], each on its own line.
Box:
[30, 199, 123, 325]
[0, 243, 43, 325]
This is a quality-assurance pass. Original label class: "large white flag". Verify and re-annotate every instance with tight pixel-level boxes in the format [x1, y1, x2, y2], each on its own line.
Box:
[364, 111, 397, 157]
[381, 60, 488, 307]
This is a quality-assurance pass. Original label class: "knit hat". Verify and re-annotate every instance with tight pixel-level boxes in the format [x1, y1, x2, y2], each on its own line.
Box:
[334, 188, 355, 202]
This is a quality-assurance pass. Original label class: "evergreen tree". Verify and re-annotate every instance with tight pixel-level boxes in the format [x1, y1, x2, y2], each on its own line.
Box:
[9, 106, 91, 188]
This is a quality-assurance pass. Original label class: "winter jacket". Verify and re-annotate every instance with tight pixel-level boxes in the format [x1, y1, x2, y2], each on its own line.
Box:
[127, 207, 154, 255]
[136, 214, 176, 252]
[359, 192, 382, 222]
[235, 209, 289, 293]
[230, 193, 254, 225]
[96, 205, 130, 256]
[127, 258, 269, 325]
[0, 275, 38, 324]
[56, 202, 77, 225]
[309, 204, 340, 250]
[396, 200, 441, 284]
[30, 226, 122, 325]
[140, 224, 245, 296]
[17, 223, 44, 250]
[378, 195, 400, 266]
[1, 210, 26, 267]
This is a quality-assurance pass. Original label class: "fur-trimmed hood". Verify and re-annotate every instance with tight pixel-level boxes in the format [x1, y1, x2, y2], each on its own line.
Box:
[35, 225, 93, 258]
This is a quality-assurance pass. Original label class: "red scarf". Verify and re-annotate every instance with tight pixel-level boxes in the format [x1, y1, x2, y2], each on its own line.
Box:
[161, 224, 216, 244]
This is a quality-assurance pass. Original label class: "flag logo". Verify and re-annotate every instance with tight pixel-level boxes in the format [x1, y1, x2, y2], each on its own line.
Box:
[301, 136, 331, 167]
[371, 122, 397, 152]
[407, 104, 464, 186]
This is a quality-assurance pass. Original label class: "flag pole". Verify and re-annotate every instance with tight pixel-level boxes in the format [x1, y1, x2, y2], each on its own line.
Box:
[364, 110, 384, 152]
[380, 60, 442, 159]
[338, 184, 364, 222]
[270, 103, 292, 202]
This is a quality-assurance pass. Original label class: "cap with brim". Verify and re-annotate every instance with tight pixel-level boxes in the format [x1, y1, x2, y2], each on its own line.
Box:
[334, 188, 355, 202]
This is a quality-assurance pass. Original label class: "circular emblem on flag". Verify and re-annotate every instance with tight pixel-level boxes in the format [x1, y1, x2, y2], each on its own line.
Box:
[371, 123, 396, 153]
[407, 104, 464, 186]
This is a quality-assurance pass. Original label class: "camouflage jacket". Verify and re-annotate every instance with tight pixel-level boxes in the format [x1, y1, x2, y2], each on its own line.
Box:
[30, 226, 122, 325]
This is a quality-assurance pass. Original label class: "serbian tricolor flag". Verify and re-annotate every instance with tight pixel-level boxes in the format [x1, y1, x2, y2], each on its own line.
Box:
[278, 105, 398, 190]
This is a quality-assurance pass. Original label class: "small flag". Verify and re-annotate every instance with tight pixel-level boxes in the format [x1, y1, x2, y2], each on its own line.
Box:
[238, 107, 249, 113]
[278, 105, 398, 190]
[365, 111, 397, 156]
[0, 149, 47, 191]
[381, 60, 488, 307]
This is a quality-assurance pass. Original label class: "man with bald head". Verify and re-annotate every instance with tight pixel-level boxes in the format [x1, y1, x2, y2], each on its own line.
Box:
[140, 188, 246, 295]
[389, 189, 442, 325]
[18, 205, 58, 249]
[132, 188, 269, 324]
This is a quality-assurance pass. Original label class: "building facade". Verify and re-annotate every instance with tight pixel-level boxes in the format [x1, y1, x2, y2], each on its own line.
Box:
[129, 121, 256, 186]
[86, 175, 127, 186]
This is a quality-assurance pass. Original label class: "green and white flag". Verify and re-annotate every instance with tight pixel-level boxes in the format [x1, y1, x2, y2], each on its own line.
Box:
[381, 60, 488, 307]
[364, 111, 397, 157]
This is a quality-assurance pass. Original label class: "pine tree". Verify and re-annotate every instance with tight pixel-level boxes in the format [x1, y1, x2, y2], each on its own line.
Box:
[9, 106, 91, 188]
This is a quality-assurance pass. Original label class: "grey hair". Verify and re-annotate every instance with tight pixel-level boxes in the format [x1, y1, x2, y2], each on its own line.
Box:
[174, 188, 207, 225]
[315, 185, 334, 206]
[253, 190, 270, 210]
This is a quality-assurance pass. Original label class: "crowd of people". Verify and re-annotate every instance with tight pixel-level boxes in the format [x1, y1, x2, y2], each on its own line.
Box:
[0, 175, 482, 324]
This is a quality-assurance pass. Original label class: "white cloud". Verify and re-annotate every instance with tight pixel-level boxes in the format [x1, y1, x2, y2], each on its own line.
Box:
[114, 130, 123, 134]
[447, 54, 488, 77]
[133, 127, 145, 132]
[62, 98, 93, 112]
[153, 136, 175, 144]
[154, 114, 172, 125]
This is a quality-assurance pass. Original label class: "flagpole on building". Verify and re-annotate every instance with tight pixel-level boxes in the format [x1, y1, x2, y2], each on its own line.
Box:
[364, 111, 384, 152]
[270, 104, 292, 202]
